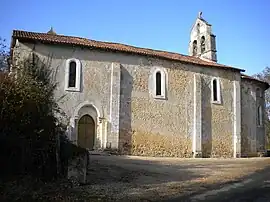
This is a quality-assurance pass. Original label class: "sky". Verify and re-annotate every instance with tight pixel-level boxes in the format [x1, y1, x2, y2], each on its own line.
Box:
[0, 0, 269, 75]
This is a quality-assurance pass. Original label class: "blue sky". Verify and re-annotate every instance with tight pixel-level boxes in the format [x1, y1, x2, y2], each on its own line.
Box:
[0, 0, 269, 75]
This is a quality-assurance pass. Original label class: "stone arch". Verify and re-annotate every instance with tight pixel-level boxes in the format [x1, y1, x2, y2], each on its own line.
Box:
[72, 101, 102, 149]
[201, 36, 206, 53]
[74, 101, 101, 122]
[193, 40, 198, 56]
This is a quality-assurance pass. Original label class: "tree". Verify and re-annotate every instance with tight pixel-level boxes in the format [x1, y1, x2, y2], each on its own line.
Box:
[0, 37, 9, 72]
[0, 51, 66, 179]
[254, 66, 270, 149]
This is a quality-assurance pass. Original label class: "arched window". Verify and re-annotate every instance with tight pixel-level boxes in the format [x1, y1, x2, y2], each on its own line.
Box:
[65, 58, 81, 91]
[257, 105, 263, 126]
[68, 61, 77, 87]
[201, 36, 205, 53]
[156, 71, 162, 96]
[193, 40, 197, 56]
[211, 78, 221, 103]
[150, 67, 167, 99]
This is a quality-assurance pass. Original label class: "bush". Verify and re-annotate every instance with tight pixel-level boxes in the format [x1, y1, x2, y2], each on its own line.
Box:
[0, 53, 66, 181]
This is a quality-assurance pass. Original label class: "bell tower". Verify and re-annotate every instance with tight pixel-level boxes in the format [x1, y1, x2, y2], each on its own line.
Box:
[188, 12, 217, 62]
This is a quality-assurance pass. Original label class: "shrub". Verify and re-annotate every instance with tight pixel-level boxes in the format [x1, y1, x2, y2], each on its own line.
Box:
[0, 53, 66, 180]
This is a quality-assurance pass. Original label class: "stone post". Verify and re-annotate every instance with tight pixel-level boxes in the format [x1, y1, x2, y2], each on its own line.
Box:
[233, 80, 241, 158]
[193, 73, 202, 157]
[107, 63, 121, 149]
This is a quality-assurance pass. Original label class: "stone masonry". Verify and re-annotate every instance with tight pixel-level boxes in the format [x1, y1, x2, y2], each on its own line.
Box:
[11, 13, 269, 158]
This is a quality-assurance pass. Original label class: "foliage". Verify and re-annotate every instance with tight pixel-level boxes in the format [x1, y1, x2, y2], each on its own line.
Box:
[0, 38, 8, 72]
[0, 52, 67, 180]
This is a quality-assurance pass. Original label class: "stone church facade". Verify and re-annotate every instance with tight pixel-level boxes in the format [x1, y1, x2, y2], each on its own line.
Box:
[10, 13, 269, 158]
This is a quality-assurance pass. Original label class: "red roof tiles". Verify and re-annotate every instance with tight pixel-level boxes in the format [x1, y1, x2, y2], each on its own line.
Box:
[12, 30, 244, 71]
[241, 74, 269, 87]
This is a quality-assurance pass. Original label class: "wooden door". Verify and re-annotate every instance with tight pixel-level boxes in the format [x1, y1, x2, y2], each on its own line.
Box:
[77, 115, 95, 150]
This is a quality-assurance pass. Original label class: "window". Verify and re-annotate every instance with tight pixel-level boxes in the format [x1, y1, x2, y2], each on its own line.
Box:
[213, 79, 218, 101]
[193, 40, 197, 56]
[257, 105, 263, 126]
[156, 72, 161, 96]
[150, 67, 167, 99]
[68, 61, 76, 87]
[65, 58, 81, 92]
[211, 78, 221, 104]
[201, 36, 205, 53]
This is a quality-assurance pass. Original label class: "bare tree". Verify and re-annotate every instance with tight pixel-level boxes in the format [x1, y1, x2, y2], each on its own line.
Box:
[0, 37, 9, 72]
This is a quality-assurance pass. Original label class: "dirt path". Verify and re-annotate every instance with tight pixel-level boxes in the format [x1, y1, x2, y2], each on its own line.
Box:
[85, 155, 270, 201]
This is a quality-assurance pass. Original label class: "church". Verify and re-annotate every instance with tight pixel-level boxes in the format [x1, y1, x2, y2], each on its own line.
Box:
[10, 13, 269, 158]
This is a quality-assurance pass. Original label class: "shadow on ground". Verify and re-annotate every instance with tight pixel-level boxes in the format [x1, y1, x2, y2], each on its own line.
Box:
[85, 155, 270, 201]
[1, 155, 269, 202]
[163, 164, 270, 202]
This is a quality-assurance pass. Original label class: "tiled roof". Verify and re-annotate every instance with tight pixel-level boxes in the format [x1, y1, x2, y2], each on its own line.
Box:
[12, 30, 245, 72]
[241, 74, 269, 87]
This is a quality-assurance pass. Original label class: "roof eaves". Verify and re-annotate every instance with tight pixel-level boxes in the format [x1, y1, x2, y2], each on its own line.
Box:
[241, 74, 270, 89]
[12, 30, 245, 72]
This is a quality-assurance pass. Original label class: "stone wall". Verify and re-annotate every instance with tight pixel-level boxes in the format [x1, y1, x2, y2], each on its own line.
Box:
[201, 71, 239, 157]
[119, 60, 195, 157]
[118, 56, 239, 158]
[14, 41, 242, 157]
[13, 42, 114, 149]
[241, 79, 266, 157]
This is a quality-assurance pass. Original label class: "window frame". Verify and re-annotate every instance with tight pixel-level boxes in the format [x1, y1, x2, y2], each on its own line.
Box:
[211, 77, 221, 104]
[151, 68, 167, 100]
[65, 58, 81, 92]
[155, 71, 162, 96]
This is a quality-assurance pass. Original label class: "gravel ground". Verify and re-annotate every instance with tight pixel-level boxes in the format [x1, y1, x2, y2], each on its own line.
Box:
[84, 155, 270, 201]
[2, 155, 269, 201]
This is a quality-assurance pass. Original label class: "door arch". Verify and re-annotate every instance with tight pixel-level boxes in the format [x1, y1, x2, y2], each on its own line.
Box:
[77, 115, 95, 150]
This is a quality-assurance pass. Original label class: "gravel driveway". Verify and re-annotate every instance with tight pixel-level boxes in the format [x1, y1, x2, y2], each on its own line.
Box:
[85, 155, 270, 201]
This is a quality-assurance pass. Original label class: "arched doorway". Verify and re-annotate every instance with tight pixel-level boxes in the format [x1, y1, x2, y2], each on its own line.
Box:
[77, 115, 95, 150]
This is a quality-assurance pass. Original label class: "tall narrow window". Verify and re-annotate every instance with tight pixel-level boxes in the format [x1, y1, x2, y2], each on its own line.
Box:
[193, 40, 197, 56]
[201, 36, 205, 53]
[151, 68, 167, 99]
[68, 61, 77, 87]
[212, 78, 221, 103]
[213, 79, 218, 101]
[65, 58, 81, 92]
[257, 106, 263, 126]
[156, 71, 161, 96]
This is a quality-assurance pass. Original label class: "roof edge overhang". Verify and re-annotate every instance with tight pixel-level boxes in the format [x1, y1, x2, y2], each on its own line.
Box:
[11, 30, 245, 73]
[241, 74, 270, 90]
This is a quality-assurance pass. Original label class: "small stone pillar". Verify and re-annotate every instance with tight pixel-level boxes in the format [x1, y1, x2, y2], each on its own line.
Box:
[67, 151, 89, 185]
